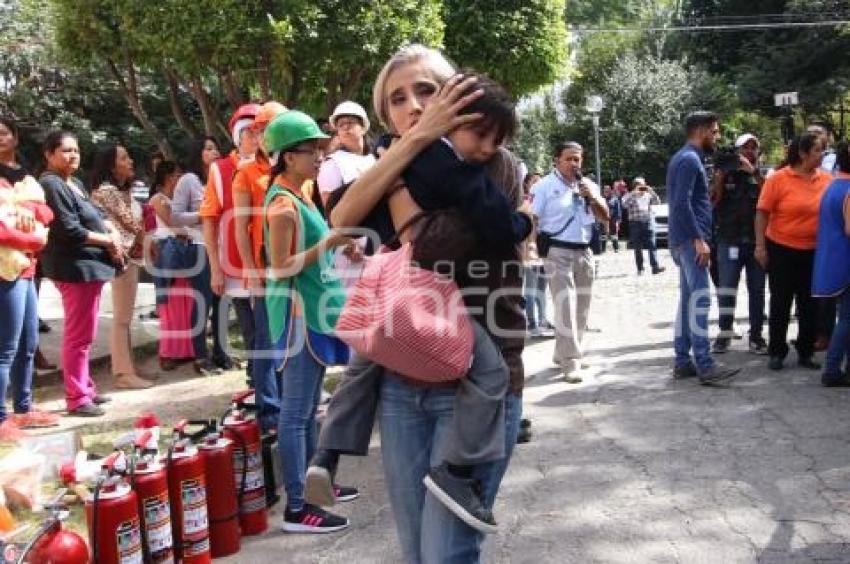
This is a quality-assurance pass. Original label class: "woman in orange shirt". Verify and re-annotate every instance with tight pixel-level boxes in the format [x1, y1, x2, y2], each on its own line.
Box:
[755, 132, 831, 371]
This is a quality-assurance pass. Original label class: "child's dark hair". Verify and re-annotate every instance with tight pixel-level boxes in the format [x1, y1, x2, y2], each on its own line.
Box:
[455, 70, 517, 144]
[151, 160, 180, 194]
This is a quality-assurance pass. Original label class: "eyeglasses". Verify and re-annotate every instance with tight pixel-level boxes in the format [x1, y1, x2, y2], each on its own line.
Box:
[335, 118, 361, 130]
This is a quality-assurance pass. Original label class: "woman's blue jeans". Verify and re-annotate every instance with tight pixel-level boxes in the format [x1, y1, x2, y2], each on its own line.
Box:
[379, 374, 522, 564]
[0, 278, 37, 421]
[277, 315, 325, 511]
[825, 290, 850, 376]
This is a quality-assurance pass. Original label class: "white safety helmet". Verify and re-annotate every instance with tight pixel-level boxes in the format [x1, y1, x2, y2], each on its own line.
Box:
[330, 101, 370, 131]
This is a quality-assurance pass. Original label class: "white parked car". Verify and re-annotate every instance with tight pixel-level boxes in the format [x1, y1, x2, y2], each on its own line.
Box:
[651, 203, 668, 247]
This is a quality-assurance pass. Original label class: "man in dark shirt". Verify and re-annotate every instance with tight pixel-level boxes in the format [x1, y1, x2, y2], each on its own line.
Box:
[666, 111, 739, 385]
[711, 133, 767, 355]
[604, 185, 622, 252]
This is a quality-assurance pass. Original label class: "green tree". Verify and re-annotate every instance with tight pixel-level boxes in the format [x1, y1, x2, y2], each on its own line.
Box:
[443, 0, 568, 97]
[672, 0, 850, 122]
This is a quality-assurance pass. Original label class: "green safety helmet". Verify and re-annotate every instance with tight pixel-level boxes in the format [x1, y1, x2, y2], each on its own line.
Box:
[263, 110, 329, 155]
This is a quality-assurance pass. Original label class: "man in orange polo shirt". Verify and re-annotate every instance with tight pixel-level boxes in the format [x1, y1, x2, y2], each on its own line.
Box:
[233, 101, 286, 433]
[200, 103, 261, 383]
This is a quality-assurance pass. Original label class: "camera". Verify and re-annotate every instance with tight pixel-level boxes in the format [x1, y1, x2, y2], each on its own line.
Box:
[713, 146, 739, 174]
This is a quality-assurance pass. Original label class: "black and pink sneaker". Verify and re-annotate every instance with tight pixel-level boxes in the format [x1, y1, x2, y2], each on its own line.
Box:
[334, 485, 360, 503]
[281, 504, 349, 534]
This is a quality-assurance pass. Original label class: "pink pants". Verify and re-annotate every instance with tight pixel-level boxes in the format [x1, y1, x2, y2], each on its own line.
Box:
[55, 280, 105, 410]
[157, 277, 195, 360]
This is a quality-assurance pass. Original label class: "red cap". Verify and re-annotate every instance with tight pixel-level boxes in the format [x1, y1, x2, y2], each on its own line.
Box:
[135, 412, 160, 429]
[59, 462, 76, 484]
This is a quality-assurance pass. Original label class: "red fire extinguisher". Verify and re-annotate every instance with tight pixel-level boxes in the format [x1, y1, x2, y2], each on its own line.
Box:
[20, 490, 89, 564]
[129, 430, 173, 564]
[197, 432, 240, 557]
[164, 421, 210, 564]
[222, 391, 268, 535]
[85, 452, 144, 564]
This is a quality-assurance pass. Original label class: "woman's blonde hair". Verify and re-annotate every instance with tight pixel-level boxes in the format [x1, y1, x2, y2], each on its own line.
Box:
[372, 44, 456, 132]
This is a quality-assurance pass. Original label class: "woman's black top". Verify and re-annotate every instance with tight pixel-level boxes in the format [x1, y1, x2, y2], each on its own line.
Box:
[39, 172, 116, 283]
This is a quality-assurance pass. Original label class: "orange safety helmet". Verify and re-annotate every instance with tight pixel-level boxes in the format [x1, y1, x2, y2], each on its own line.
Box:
[252, 101, 288, 130]
[228, 103, 262, 132]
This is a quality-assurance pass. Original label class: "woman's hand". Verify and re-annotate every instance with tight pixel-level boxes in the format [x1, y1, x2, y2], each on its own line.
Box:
[15, 207, 35, 233]
[210, 266, 225, 296]
[755, 245, 768, 270]
[324, 228, 354, 249]
[406, 74, 484, 144]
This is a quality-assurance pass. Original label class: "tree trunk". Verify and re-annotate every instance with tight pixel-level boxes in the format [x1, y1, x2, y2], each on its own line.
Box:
[258, 52, 272, 102]
[189, 76, 219, 137]
[286, 63, 302, 109]
[162, 66, 199, 138]
[106, 58, 173, 159]
[219, 70, 245, 109]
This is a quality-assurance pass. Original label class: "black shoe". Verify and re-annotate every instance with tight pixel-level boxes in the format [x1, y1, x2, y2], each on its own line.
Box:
[822, 372, 850, 387]
[38, 319, 51, 333]
[281, 504, 349, 534]
[213, 355, 241, 370]
[92, 395, 112, 405]
[516, 426, 532, 444]
[69, 403, 105, 417]
[749, 337, 768, 355]
[768, 356, 784, 371]
[305, 450, 340, 507]
[798, 357, 821, 370]
[673, 363, 698, 380]
[652, 266, 666, 274]
[520, 418, 532, 430]
[712, 337, 731, 354]
[194, 359, 223, 376]
[699, 365, 740, 385]
[333, 485, 360, 503]
[423, 464, 497, 534]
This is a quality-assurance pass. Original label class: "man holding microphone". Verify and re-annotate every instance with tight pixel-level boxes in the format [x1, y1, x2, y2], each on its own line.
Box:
[531, 141, 609, 383]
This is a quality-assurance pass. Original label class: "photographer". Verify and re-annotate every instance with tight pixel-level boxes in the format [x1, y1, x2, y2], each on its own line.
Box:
[711, 134, 767, 355]
[622, 177, 664, 275]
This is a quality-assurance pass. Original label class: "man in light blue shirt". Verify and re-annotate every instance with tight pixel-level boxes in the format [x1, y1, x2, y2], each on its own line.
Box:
[531, 141, 609, 382]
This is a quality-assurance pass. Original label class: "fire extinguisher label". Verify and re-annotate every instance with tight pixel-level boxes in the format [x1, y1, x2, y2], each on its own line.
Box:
[116, 518, 144, 564]
[142, 494, 173, 553]
[185, 536, 210, 557]
[180, 479, 209, 536]
[233, 447, 266, 509]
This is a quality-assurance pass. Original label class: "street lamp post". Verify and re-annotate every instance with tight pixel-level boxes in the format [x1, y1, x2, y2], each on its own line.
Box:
[586, 95, 604, 185]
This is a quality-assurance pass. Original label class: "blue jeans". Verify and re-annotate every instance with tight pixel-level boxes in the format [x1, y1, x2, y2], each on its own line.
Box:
[671, 243, 714, 373]
[629, 221, 659, 272]
[825, 290, 850, 376]
[523, 265, 548, 328]
[252, 297, 280, 432]
[0, 278, 37, 421]
[380, 376, 522, 564]
[277, 315, 325, 511]
[716, 242, 765, 339]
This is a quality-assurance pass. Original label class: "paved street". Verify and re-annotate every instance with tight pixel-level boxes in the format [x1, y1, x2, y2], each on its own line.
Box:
[230, 249, 850, 563]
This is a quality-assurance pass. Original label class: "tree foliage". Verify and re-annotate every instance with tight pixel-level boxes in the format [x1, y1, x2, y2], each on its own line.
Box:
[443, 0, 568, 97]
[672, 0, 850, 121]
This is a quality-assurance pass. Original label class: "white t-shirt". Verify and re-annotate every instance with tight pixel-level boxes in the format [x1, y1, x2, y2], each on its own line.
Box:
[317, 150, 376, 194]
[317, 150, 376, 287]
